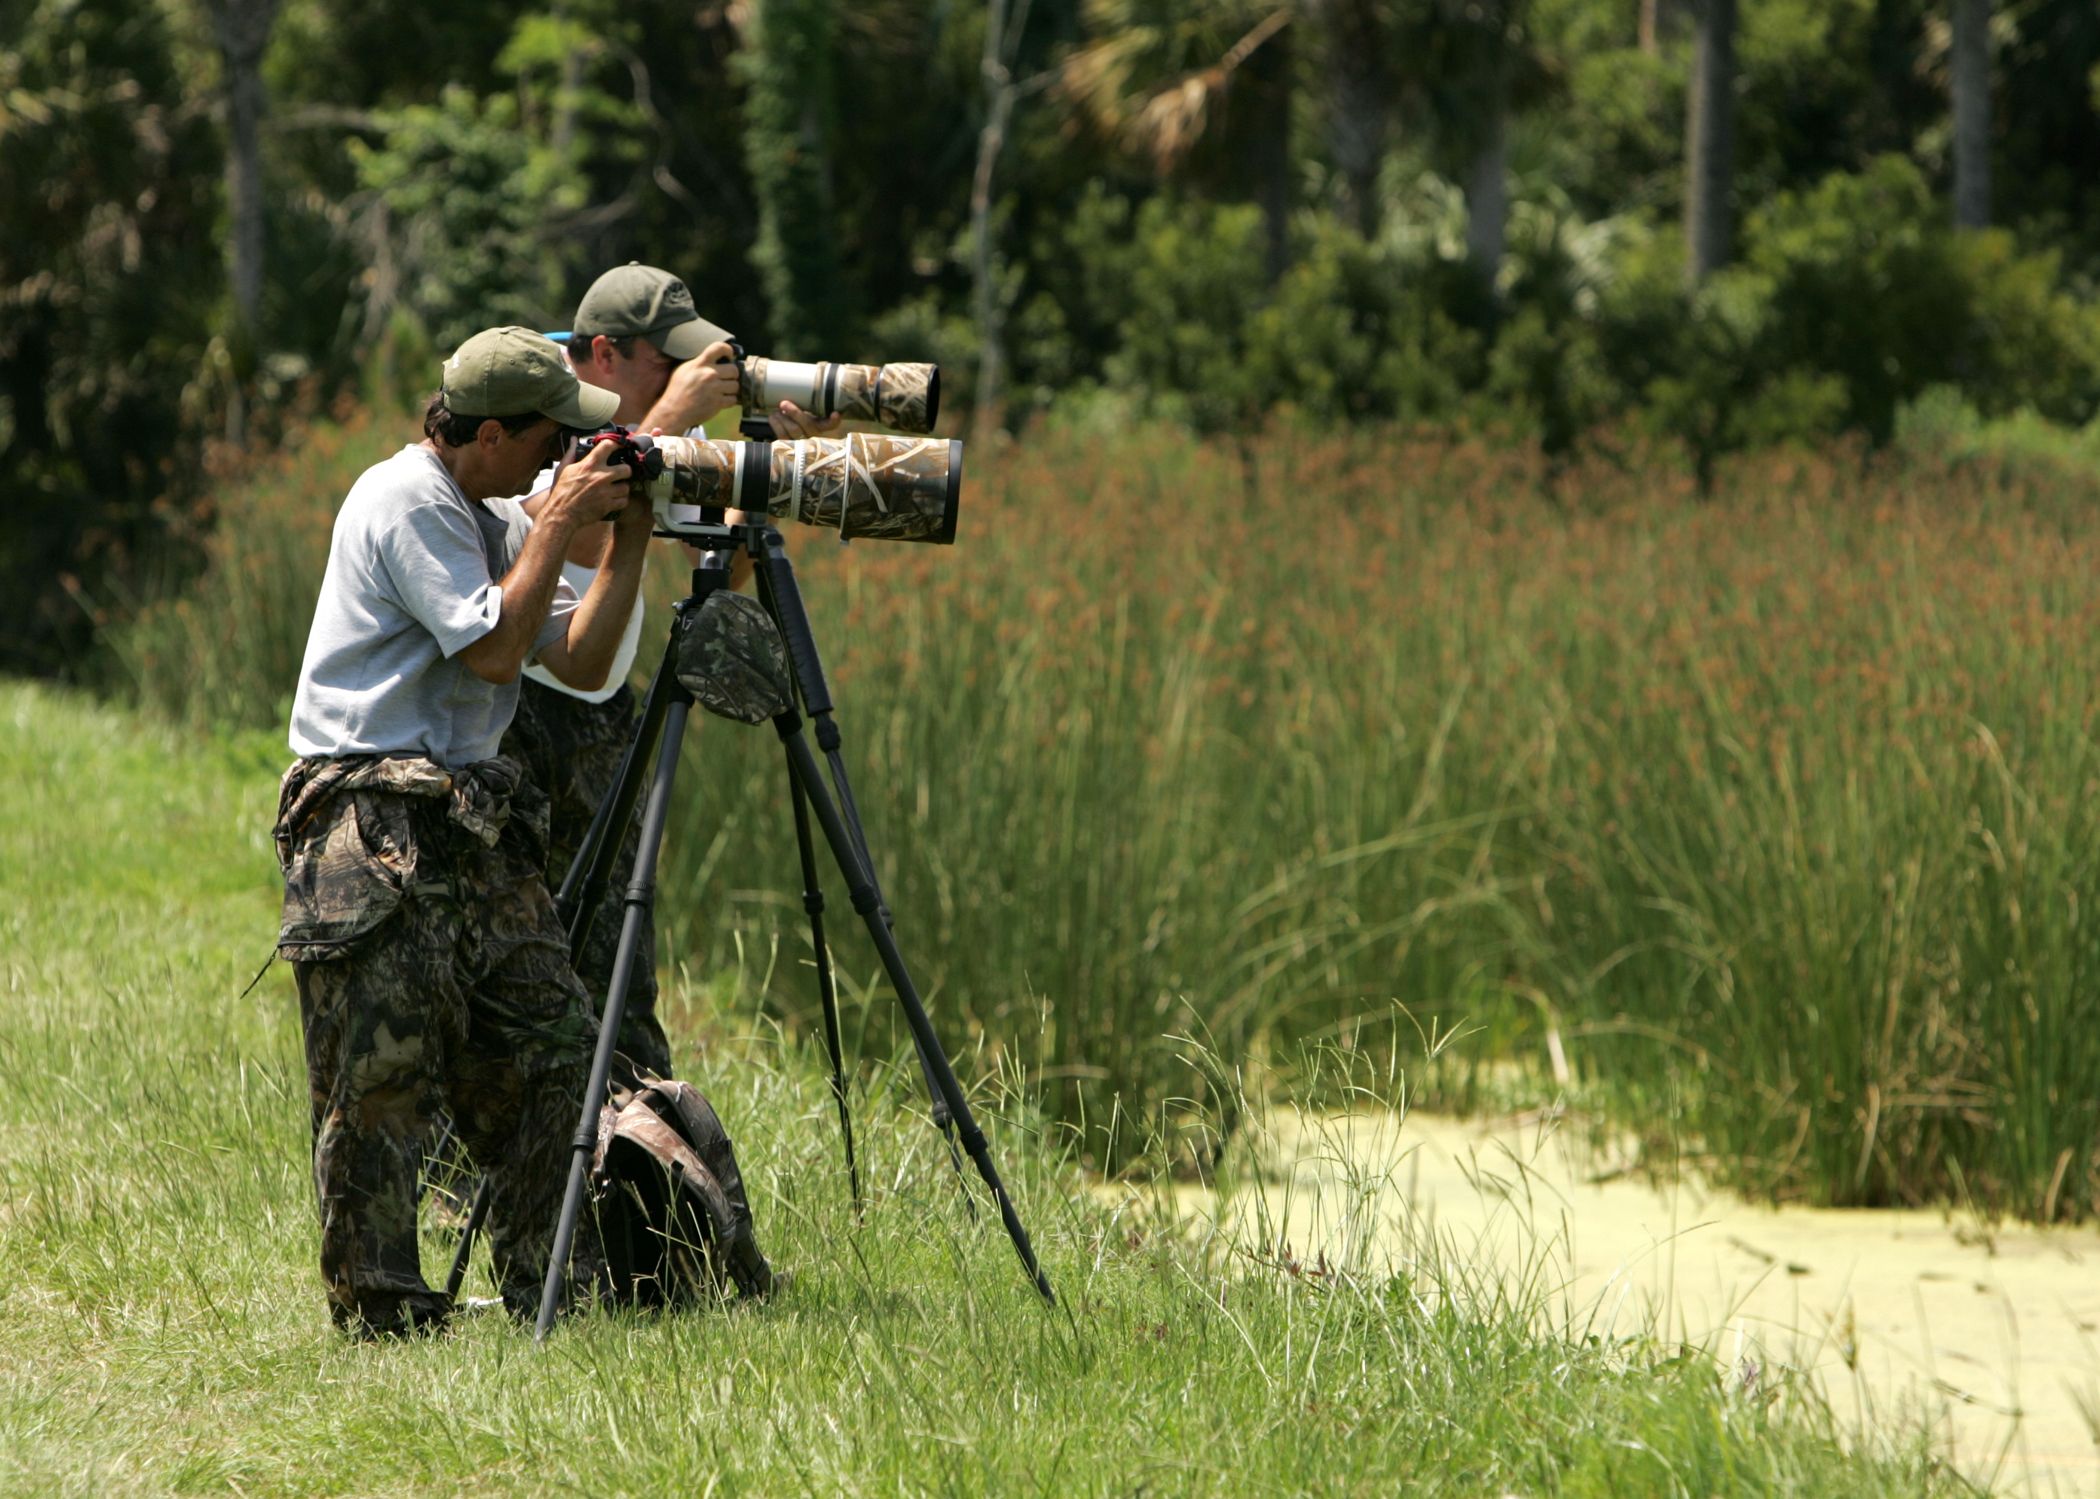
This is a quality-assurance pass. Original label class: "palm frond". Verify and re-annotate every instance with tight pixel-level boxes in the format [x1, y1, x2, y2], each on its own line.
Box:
[1059, 2, 1292, 174]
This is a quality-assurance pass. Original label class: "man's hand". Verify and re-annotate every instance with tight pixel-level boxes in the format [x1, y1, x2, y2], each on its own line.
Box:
[537, 444, 654, 693]
[643, 340, 745, 433]
[458, 441, 629, 687]
[611, 460, 656, 541]
[539, 438, 633, 532]
[767, 402, 843, 440]
[640, 342, 848, 440]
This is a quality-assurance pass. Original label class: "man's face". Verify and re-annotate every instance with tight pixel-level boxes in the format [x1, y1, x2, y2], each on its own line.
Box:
[484, 416, 563, 496]
[579, 335, 676, 425]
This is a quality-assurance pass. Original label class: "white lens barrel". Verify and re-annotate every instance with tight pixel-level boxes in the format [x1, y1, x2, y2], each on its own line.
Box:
[751, 359, 827, 414]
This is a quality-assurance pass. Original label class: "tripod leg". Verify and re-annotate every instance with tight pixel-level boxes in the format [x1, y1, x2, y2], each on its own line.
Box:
[556, 729, 636, 922]
[751, 536, 963, 1153]
[818, 742, 965, 1151]
[825, 745, 887, 925]
[443, 641, 679, 1290]
[752, 542, 892, 934]
[563, 642, 679, 951]
[536, 699, 693, 1341]
[788, 760, 862, 1218]
[442, 1178, 492, 1299]
[775, 710, 1056, 1306]
[806, 761, 971, 1204]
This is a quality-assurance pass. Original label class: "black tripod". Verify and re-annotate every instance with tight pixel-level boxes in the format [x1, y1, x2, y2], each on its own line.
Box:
[512, 504, 1055, 1339]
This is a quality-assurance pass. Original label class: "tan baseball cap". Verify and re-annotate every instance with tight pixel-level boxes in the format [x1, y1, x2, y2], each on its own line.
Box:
[442, 326, 619, 428]
[572, 263, 735, 362]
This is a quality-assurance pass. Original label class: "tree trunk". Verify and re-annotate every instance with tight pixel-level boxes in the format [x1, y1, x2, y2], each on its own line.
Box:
[553, 49, 585, 162]
[968, 89, 1014, 436]
[206, 0, 282, 443]
[1464, 57, 1509, 292]
[1245, 19, 1293, 284]
[970, 0, 1035, 434]
[1952, 0, 1991, 229]
[1683, 0, 1736, 285]
[743, 0, 848, 351]
[1310, 0, 1390, 238]
[1639, 0, 1682, 55]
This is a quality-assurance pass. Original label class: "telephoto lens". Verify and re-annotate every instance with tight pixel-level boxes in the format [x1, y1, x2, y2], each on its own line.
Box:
[738, 359, 940, 435]
[646, 433, 960, 544]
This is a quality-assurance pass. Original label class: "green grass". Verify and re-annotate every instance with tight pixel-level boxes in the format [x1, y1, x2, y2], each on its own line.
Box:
[0, 680, 1961, 1495]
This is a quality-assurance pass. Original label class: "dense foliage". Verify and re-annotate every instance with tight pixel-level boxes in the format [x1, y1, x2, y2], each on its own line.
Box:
[6, 0, 2100, 673]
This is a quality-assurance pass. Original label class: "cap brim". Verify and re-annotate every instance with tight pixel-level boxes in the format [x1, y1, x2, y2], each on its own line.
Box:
[539, 381, 620, 429]
[653, 316, 736, 362]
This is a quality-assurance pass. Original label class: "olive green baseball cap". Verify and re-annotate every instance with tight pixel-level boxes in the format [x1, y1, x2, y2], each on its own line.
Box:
[441, 326, 618, 428]
[572, 262, 735, 362]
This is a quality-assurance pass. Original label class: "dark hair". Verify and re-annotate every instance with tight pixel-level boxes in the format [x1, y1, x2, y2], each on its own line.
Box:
[423, 391, 544, 447]
[564, 333, 640, 369]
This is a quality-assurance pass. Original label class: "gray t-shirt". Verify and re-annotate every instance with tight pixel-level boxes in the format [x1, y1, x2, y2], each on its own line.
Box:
[288, 445, 577, 767]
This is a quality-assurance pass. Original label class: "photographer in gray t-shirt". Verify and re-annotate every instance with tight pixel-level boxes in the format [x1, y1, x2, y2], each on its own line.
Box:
[271, 325, 651, 1338]
[289, 326, 646, 763]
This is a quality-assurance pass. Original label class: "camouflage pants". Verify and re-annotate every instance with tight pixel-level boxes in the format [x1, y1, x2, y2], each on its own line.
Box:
[503, 678, 673, 1087]
[275, 755, 606, 1335]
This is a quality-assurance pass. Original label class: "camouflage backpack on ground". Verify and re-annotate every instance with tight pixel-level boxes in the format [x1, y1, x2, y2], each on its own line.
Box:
[591, 1078, 776, 1304]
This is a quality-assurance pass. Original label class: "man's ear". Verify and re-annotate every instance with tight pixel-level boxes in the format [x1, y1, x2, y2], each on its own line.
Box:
[477, 417, 507, 448]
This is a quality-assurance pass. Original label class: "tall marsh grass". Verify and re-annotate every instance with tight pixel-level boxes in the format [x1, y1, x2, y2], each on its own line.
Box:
[116, 411, 2100, 1219]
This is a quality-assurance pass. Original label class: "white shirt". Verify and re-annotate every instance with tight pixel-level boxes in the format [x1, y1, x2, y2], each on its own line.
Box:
[518, 465, 646, 704]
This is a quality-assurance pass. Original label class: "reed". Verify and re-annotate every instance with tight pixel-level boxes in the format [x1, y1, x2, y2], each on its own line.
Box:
[112, 410, 2100, 1217]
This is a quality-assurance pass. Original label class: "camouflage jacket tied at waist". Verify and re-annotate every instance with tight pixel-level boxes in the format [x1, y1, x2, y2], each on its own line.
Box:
[272, 753, 547, 962]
